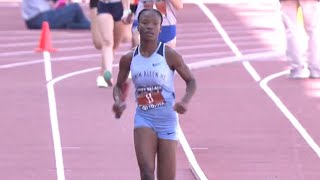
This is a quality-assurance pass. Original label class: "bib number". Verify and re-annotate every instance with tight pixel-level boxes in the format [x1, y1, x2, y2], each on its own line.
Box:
[137, 86, 165, 110]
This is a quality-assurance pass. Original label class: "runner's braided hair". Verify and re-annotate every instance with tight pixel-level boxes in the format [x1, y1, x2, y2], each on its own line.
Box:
[138, 9, 163, 25]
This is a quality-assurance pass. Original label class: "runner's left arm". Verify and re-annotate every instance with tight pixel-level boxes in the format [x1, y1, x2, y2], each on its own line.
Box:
[166, 46, 196, 106]
[113, 51, 132, 102]
[167, 0, 183, 10]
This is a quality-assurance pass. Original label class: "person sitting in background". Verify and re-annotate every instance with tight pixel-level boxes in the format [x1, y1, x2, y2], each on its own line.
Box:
[21, 0, 91, 30]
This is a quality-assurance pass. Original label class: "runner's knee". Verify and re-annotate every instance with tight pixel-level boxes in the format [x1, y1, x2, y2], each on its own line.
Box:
[100, 38, 113, 48]
[92, 40, 102, 50]
[140, 167, 154, 180]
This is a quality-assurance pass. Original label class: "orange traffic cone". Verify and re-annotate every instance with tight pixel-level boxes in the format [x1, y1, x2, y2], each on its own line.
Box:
[35, 21, 56, 52]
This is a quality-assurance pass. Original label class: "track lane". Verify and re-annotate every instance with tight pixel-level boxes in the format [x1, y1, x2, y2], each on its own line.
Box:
[1, 2, 320, 180]
[0, 64, 57, 180]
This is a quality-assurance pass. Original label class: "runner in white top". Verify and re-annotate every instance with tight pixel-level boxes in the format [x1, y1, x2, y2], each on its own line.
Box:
[95, 0, 133, 87]
[131, 0, 183, 48]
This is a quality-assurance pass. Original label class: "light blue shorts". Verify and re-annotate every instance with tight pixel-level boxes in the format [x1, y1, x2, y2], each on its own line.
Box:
[134, 112, 179, 141]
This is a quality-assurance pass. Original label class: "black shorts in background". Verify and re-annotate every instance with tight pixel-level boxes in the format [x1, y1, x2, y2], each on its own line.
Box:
[130, 4, 138, 13]
[90, 0, 99, 9]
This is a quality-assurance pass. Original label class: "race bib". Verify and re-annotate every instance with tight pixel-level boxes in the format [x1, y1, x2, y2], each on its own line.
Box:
[136, 85, 166, 110]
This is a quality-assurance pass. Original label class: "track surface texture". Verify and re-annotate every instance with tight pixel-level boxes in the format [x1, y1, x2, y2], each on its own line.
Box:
[1, 1, 320, 180]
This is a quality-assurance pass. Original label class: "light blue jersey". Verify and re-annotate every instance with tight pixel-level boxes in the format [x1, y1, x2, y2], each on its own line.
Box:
[130, 42, 179, 140]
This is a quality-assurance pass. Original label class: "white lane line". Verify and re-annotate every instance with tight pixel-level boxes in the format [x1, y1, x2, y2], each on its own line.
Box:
[260, 71, 320, 158]
[187, 51, 283, 70]
[0, 38, 92, 48]
[0, 23, 210, 34]
[0, 29, 275, 51]
[46, 82, 65, 180]
[0, 31, 213, 48]
[44, 51, 63, 180]
[3, 5, 283, 180]
[43, 51, 53, 81]
[44, 50, 282, 180]
[198, 0, 320, 161]
[46, 67, 99, 180]
[0, 42, 225, 57]
[1, 2, 281, 180]
[180, 50, 280, 180]
[197, 2, 261, 82]
[0, 46, 95, 57]
[177, 127, 208, 180]
[0, 49, 283, 70]
[0, 33, 90, 40]
[0, 40, 218, 57]
[0, 59, 43, 68]
[176, 49, 279, 180]
[0, 36, 281, 57]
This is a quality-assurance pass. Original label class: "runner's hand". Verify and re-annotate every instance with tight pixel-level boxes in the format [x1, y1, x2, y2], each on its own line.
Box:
[121, 9, 134, 24]
[112, 101, 127, 119]
[174, 101, 187, 114]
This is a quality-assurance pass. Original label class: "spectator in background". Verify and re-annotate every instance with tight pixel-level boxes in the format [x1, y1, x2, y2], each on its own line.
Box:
[131, 0, 183, 48]
[280, 0, 320, 78]
[89, 0, 102, 50]
[95, 0, 133, 88]
[88, 0, 137, 59]
[21, 0, 90, 30]
[91, 0, 136, 88]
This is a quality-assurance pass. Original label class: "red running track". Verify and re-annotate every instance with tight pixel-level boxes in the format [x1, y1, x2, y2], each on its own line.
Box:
[0, 2, 320, 180]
